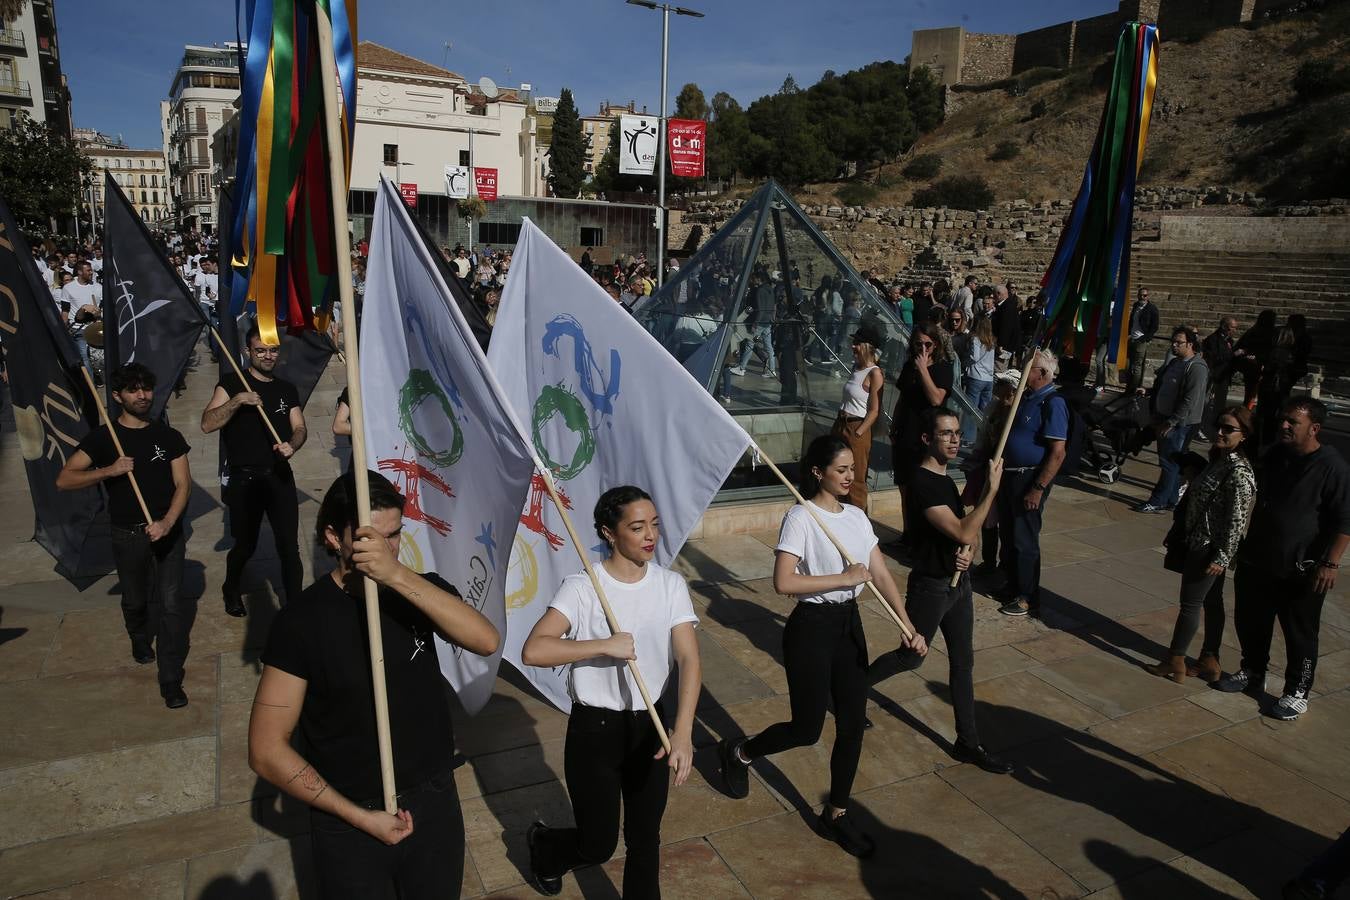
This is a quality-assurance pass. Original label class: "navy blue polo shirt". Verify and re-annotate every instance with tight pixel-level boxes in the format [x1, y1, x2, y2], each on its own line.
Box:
[1003, 384, 1068, 468]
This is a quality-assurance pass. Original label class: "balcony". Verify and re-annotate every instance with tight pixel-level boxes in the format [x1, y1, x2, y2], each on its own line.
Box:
[43, 86, 65, 105]
[0, 80, 33, 105]
[0, 29, 25, 53]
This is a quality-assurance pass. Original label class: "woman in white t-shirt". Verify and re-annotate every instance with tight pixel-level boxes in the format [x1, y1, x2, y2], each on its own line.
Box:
[522, 486, 701, 899]
[718, 435, 926, 859]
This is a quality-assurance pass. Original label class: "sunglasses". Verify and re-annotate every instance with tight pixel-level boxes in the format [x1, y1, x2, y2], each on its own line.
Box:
[1216, 424, 1241, 435]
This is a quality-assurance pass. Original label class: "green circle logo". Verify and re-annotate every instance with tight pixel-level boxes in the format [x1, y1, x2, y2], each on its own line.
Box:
[399, 369, 463, 468]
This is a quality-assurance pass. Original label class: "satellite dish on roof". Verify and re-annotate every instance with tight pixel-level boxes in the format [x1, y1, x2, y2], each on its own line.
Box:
[478, 76, 499, 99]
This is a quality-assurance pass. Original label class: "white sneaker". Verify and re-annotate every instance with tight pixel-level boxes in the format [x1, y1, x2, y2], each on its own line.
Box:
[729, 366, 747, 376]
[1267, 693, 1308, 721]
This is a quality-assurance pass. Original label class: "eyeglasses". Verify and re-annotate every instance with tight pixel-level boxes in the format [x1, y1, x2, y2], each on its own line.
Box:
[251, 347, 280, 356]
[1216, 424, 1240, 435]
[934, 429, 961, 440]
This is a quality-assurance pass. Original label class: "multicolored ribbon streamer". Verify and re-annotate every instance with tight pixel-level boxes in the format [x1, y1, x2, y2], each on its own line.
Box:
[229, 0, 357, 344]
[1040, 22, 1159, 366]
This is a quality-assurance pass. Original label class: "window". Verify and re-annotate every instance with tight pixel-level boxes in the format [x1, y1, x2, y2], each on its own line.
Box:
[112, 158, 121, 168]
[478, 222, 521, 245]
[382, 143, 398, 165]
[580, 226, 604, 246]
[139, 159, 145, 168]
[141, 191, 147, 203]
[459, 150, 470, 167]
[197, 173, 209, 196]
[152, 191, 158, 203]
[139, 174, 146, 187]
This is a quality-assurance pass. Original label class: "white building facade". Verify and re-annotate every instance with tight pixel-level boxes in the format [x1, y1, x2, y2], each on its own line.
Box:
[163, 44, 242, 232]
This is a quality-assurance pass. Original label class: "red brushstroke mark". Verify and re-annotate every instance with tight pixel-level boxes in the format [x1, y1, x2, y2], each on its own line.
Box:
[521, 472, 571, 551]
[378, 455, 454, 536]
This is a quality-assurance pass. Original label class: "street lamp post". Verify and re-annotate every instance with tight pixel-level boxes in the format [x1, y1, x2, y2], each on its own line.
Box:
[626, 0, 703, 288]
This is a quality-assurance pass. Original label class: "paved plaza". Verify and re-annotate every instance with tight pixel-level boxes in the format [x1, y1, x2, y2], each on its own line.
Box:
[1, 357, 1348, 899]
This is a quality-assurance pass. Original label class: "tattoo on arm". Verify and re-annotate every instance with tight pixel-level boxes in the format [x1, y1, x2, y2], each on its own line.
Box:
[288, 764, 328, 800]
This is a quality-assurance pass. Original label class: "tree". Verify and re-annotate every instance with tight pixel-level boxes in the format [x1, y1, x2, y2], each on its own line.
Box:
[707, 92, 748, 186]
[674, 83, 708, 121]
[547, 88, 588, 198]
[778, 75, 801, 96]
[0, 116, 92, 233]
[0, 1, 27, 22]
[906, 66, 945, 133]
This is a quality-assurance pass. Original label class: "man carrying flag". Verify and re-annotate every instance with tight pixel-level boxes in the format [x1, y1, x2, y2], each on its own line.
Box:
[201, 323, 308, 616]
[57, 363, 195, 708]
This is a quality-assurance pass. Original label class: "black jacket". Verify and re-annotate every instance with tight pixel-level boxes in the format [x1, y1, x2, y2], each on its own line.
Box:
[1201, 329, 1235, 379]
[991, 300, 1021, 354]
[1129, 301, 1159, 342]
[1239, 444, 1350, 574]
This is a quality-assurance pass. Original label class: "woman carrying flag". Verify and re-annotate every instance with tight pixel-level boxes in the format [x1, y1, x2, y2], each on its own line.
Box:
[522, 486, 702, 899]
[718, 435, 926, 858]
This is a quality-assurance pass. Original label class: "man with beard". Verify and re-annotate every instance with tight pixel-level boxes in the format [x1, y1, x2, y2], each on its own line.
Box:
[1216, 398, 1349, 721]
[249, 470, 499, 899]
[58, 364, 194, 708]
[202, 325, 308, 616]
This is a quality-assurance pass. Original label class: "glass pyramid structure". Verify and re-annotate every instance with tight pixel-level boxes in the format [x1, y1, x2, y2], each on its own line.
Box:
[634, 180, 981, 496]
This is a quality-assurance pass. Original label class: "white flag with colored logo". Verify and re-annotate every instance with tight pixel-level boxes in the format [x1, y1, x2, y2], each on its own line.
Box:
[444, 165, 470, 199]
[488, 219, 751, 711]
[618, 114, 659, 176]
[361, 177, 536, 714]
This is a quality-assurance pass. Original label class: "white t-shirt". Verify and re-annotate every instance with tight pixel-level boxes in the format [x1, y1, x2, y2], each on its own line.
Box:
[548, 562, 698, 712]
[194, 271, 219, 307]
[776, 501, 879, 604]
[60, 280, 102, 323]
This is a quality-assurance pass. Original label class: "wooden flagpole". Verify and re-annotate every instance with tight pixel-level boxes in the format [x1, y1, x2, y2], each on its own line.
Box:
[749, 443, 914, 640]
[951, 350, 1040, 588]
[79, 366, 154, 525]
[315, 10, 398, 814]
[535, 469, 673, 756]
[207, 326, 284, 446]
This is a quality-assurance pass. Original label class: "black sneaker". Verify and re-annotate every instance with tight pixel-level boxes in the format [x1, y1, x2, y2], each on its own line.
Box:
[718, 737, 750, 799]
[160, 681, 188, 709]
[131, 641, 156, 665]
[817, 810, 875, 859]
[952, 742, 1014, 775]
[1214, 668, 1264, 695]
[224, 593, 247, 618]
[525, 821, 562, 896]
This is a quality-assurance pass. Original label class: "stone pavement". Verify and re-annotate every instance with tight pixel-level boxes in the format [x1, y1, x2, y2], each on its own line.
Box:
[1, 353, 1349, 899]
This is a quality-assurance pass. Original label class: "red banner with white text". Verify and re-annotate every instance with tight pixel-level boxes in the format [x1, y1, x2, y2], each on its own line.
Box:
[474, 167, 499, 202]
[667, 119, 706, 178]
[399, 183, 418, 208]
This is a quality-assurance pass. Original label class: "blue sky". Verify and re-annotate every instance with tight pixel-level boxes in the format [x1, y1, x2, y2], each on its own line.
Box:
[58, 0, 1110, 149]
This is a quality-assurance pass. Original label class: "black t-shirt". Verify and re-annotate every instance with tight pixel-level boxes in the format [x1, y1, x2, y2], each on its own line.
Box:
[893, 360, 955, 452]
[906, 465, 964, 577]
[217, 372, 298, 468]
[262, 571, 460, 801]
[76, 420, 189, 525]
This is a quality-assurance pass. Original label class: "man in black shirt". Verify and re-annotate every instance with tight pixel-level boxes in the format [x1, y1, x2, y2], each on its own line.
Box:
[201, 324, 307, 616]
[58, 364, 194, 708]
[1217, 398, 1349, 720]
[249, 470, 500, 899]
[868, 407, 1012, 774]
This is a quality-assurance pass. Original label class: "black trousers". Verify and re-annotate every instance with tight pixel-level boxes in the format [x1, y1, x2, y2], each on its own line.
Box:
[534, 704, 670, 900]
[1168, 546, 1227, 657]
[111, 523, 192, 686]
[743, 601, 869, 810]
[223, 464, 303, 604]
[868, 572, 980, 747]
[996, 468, 1050, 608]
[310, 767, 465, 900]
[1233, 563, 1326, 696]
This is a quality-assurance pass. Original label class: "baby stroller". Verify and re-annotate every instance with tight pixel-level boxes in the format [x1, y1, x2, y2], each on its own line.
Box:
[1081, 392, 1152, 484]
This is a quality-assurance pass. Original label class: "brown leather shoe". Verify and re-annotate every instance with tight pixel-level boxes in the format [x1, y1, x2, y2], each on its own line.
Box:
[1146, 655, 1187, 684]
[1187, 652, 1222, 684]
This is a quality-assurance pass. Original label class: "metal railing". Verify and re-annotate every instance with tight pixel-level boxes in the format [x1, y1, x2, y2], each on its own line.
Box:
[0, 29, 24, 50]
[0, 80, 32, 100]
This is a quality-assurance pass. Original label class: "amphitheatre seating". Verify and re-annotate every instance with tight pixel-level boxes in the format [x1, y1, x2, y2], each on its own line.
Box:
[1130, 244, 1350, 390]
